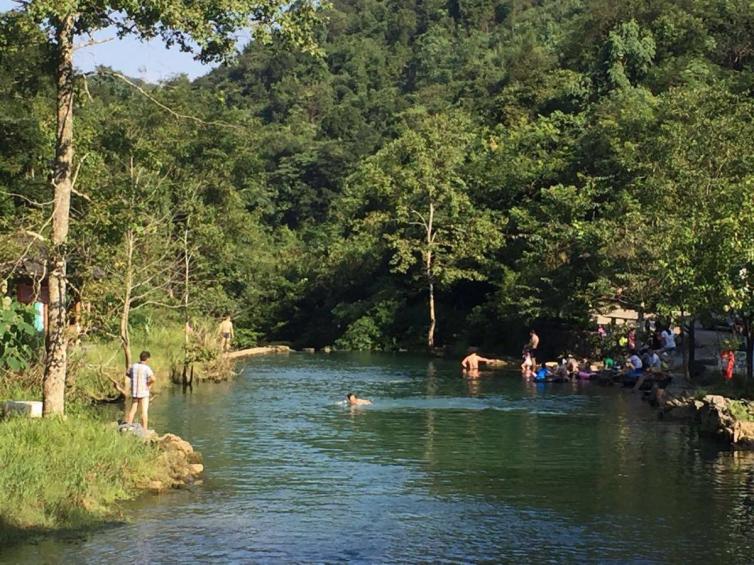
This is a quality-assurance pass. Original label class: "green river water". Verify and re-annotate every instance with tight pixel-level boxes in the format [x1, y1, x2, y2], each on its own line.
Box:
[2, 352, 753, 563]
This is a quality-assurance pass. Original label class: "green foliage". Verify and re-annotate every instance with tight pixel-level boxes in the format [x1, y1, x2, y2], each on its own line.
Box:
[0, 298, 39, 372]
[334, 299, 400, 350]
[3, 0, 754, 357]
[603, 20, 656, 89]
[0, 416, 166, 536]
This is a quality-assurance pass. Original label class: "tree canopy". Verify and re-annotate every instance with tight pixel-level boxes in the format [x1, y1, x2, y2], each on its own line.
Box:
[2, 0, 754, 367]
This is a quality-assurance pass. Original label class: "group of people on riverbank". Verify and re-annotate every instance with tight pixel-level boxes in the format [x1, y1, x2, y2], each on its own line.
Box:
[460, 324, 678, 391]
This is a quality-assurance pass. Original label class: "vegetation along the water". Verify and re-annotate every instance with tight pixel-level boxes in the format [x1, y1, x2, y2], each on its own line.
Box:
[2, 0, 754, 537]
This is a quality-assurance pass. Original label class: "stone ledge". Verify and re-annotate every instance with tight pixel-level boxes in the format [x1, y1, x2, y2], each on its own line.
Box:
[660, 394, 754, 447]
[1, 400, 43, 418]
[224, 345, 291, 360]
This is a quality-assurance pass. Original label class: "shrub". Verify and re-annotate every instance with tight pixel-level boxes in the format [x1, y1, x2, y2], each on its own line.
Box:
[0, 297, 40, 372]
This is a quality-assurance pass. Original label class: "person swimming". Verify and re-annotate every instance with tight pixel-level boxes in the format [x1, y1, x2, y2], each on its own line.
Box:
[346, 392, 372, 406]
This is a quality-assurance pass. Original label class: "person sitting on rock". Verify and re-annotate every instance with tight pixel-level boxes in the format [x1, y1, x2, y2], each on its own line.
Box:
[643, 349, 662, 371]
[624, 353, 644, 379]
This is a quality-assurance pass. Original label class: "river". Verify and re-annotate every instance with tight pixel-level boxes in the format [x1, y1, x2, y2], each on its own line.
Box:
[3, 353, 753, 563]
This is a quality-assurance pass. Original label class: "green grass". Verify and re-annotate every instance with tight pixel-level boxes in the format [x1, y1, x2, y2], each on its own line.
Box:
[73, 320, 231, 396]
[74, 324, 186, 397]
[694, 375, 754, 401]
[0, 415, 167, 540]
[728, 400, 754, 422]
[0, 321, 219, 541]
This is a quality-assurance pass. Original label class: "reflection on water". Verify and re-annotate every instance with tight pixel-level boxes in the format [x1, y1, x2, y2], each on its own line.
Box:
[3, 353, 754, 563]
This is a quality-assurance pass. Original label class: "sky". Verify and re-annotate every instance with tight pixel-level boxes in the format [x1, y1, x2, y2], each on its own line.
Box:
[0, 1, 242, 83]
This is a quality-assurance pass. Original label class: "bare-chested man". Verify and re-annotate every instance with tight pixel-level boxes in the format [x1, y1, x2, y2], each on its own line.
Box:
[527, 330, 540, 366]
[218, 314, 234, 352]
[346, 392, 372, 406]
[461, 349, 494, 371]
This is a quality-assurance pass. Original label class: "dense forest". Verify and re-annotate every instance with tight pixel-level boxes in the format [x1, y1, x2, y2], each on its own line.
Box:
[2, 0, 754, 361]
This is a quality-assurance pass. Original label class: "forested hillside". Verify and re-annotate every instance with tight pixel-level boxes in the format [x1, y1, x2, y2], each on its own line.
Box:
[2, 0, 754, 354]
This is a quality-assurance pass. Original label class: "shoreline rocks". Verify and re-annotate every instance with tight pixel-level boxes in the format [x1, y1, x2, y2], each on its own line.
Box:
[224, 345, 291, 360]
[119, 424, 204, 491]
[151, 433, 204, 491]
[660, 394, 754, 448]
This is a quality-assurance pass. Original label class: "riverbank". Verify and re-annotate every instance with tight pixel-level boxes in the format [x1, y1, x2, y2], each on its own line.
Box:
[225, 344, 291, 360]
[659, 391, 754, 447]
[0, 323, 210, 543]
[0, 415, 203, 543]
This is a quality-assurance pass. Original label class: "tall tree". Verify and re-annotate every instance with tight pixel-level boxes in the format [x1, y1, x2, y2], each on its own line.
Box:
[343, 112, 500, 348]
[7, 0, 319, 415]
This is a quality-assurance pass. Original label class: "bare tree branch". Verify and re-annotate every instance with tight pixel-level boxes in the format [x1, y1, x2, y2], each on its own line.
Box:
[71, 152, 91, 200]
[96, 70, 245, 130]
[74, 36, 115, 51]
[0, 190, 54, 208]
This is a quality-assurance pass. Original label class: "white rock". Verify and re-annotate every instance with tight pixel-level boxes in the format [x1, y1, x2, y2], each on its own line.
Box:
[2, 400, 43, 418]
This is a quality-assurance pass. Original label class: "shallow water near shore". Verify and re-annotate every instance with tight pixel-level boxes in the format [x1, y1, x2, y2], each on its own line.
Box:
[3, 352, 753, 563]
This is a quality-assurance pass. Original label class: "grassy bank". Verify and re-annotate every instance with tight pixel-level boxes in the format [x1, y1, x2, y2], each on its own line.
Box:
[0, 415, 169, 542]
[0, 321, 222, 540]
[73, 324, 186, 398]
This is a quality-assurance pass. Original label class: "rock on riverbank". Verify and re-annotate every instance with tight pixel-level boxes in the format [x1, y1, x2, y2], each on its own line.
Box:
[148, 433, 204, 492]
[661, 394, 754, 447]
[120, 425, 204, 491]
[224, 345, 291, 360]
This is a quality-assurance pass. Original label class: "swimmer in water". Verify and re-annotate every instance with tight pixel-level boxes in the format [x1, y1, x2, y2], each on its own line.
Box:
[346, 392, 372, 406]
[461, 349, 494, 371]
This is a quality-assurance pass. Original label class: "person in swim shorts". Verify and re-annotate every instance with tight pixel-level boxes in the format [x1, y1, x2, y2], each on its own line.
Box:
[218, 314, 234, 352]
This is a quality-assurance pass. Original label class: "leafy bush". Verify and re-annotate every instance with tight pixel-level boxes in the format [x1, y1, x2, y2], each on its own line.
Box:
[335, 315, 382, 351]
[234, 327, 260, 349]
[335, 300, 399, 351]
[0, 297, 40, 372]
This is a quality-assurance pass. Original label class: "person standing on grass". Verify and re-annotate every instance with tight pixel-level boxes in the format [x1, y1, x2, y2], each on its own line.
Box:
[219, 314, 235, 352]
[126, 350, 155, 430]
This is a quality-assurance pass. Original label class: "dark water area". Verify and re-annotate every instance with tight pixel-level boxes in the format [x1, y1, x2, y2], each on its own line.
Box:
[3, 353, 753, 563]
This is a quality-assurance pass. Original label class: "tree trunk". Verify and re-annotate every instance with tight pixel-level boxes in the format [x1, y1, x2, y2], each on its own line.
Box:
[43, 15, 75, 416]
[425, 202, 435, 349]
[744, 316, 753, 389]
[428, 278, 436, 349]
[120, 231, 134, 397]
[687, 317, 696, 381]
[120, 303, 132, 370]
[182, 227, 191, 385]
